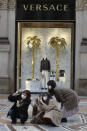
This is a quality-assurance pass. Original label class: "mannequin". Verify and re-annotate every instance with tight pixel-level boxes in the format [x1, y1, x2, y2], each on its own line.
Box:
[40, 57, 50, 90]
[59, 70, 65, 88]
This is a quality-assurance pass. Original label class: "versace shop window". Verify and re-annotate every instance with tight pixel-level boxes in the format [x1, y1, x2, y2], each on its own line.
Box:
[15, 0, 75, 92]
[16, 22, 74, 92]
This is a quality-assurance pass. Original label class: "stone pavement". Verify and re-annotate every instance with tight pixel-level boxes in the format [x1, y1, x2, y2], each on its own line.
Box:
[0, 95, 87, 131]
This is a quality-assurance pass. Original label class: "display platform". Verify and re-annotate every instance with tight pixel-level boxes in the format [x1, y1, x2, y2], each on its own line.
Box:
[24, 79, 48, 93]
[17, 79, 66, 94]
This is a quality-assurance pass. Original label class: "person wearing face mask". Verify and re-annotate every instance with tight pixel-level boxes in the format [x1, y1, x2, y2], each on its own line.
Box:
[7, 90, 31, 124]
[31, 93, 62, 126]
[47, 80, 80, 123]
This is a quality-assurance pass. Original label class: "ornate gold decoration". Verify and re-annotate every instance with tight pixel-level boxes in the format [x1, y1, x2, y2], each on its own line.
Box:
[8, 0, 16, 9]
[76, 0, 87, 11]
[0, 0, 15, 10]
[26, 36, 41, 79]
[48, 37, 67, 81]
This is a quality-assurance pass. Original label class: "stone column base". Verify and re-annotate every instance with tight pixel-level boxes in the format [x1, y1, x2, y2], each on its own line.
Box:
[78, 79, 87, 96]
[0, 77, 10, 93]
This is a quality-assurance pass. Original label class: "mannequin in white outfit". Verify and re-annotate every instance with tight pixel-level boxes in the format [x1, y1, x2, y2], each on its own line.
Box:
[40, 57, 50, 90]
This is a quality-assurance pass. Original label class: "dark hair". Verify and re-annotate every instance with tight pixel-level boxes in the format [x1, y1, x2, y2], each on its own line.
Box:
[42, 93, 52, 105]
[47, 80, 56, 88]
[23, 90, 31, 99]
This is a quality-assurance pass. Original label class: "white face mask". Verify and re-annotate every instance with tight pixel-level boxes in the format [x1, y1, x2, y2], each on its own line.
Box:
[21, 94, 26, 99]
[48, 85, 52, 90]
[43, 96, 48, 101]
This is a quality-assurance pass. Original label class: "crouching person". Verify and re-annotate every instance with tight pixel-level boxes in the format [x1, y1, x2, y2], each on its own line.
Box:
[47, 80, 80, 122]
[31, 93, 62, 126]
[7, 90, 31, 124]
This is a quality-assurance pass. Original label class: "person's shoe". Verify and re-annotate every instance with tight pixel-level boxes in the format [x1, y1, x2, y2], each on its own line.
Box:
[61, 118, 67, 123]
[21, 121, 25, 124]
[30, 119, 37, 124]
[11, 120, 16, 124]
[41, 88, 44, 90]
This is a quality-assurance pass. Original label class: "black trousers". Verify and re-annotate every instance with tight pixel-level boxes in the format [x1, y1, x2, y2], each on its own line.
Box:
[8, 109, 28, 124]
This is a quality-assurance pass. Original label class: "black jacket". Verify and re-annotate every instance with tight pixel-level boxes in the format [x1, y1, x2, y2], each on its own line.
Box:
[8, 94, 31, 115]
[40, 58, 50, 72]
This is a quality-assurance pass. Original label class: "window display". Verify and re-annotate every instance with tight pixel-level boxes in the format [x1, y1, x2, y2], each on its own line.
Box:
[16, 22, 74, 92]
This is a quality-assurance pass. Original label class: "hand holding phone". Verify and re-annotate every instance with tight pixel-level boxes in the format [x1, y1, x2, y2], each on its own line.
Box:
[38, 99, 43, 105]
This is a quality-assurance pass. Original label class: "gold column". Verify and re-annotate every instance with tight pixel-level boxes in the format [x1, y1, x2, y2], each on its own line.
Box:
[32, 47, 34, 79]
[17, 22, 21, 90]
[56, 47, 59, 81]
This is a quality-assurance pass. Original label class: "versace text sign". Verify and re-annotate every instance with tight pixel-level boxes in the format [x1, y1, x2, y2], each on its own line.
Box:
[16, 0, 75, 21]
[23, 4, 68, 12]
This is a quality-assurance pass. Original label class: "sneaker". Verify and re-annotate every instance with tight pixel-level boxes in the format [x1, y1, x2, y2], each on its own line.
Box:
[41, 88, 44, 90]
[11, 121, 16, 124]
[30, 118, 37, 124]
[21, 120, 25, 124]
[61, 118, 67, 123]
